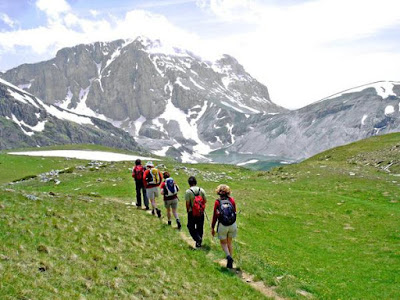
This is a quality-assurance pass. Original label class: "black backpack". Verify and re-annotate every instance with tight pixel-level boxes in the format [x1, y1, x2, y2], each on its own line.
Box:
[218, 198, 236, 226]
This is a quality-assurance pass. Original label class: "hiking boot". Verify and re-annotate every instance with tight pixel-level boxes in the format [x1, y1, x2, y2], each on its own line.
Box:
[195, 239, 202, 248]
[167, 221, 172, 226]
[156, 208, 161, 218]
[151, 209, 155, 215]
[145, 206, 150, 211]
[226, 255, 234, 269]
[177, 219, 182, 230]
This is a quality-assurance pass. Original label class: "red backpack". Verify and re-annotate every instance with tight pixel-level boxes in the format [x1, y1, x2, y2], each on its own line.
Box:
[132, 165, 144, 180]
[190, 188, 205, 217]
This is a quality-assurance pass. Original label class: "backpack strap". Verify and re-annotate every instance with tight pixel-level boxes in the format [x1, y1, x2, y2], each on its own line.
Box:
[190, 188, 200, 197]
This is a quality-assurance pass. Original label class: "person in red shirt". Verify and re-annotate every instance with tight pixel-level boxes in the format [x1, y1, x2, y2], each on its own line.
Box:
[211, 184, 237, 269]
[142, 161, 163, 218]
[160, 172, 181, 229]
[131, 159, 149, 210]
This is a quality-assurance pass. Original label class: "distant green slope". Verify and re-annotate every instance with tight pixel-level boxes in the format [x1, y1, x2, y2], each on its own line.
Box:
[1, 133, 399, 299]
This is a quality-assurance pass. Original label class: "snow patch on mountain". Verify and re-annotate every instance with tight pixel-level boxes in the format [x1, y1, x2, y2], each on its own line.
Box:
[175, 77, 190, 90]
[134, 115, 146, 136]
[152, 145, 170, 157]
[10, 114, 47, 136]
[155, 97, 211, 155]
[8, 150, 159, 162]
[361, 114, 368, 125]
[385, 105, 395, 115]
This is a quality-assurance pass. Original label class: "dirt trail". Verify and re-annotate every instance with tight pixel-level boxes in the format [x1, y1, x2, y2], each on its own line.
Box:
[108, 197, 287, 299]
[179, 231, 286, 300]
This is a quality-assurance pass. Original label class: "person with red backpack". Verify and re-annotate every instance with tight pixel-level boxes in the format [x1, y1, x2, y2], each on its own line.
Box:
[211, 184, 237, 269]
[143, 161, 163, 218]
[160, 172, 181, 229]
[132, 159, 149, 210]
[185, 176, 207, 248]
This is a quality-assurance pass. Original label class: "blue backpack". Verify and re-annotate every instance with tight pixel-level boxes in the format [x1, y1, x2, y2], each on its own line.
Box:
[218, 198, 236, 226]
[164, 178, 178, 196]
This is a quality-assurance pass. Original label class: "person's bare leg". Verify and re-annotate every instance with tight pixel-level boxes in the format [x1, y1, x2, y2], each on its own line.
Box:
[172, 207, 179, 219]
[227, 237, 233, 257]
[220, 239, 230, 256]
[167, 207, 172, 221]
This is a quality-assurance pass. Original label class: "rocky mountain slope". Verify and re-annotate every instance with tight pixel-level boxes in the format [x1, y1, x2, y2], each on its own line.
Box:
[1, 37, 399, 162]
[1, 37, 285, 162]
[0, 78, 141, 151]
[230, 81, 400, 159]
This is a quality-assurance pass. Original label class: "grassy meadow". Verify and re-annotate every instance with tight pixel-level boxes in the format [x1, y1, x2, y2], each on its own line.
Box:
[1, 133, 400, 299]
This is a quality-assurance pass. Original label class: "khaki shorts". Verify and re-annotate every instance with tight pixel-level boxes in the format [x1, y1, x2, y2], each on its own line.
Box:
[164, 199, 178, 209]
[146, 187, 159, 199]
[217, 222, 237, 240]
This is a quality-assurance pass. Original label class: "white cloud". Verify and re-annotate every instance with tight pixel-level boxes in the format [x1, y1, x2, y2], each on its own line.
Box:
[1, 0, 400, 108]
[36, 0, 71, 20]
[0, 13, 16, 28]
[196, 0, 400, 108]
[89, 10, 100, 17]
[0, 7, 202, 61]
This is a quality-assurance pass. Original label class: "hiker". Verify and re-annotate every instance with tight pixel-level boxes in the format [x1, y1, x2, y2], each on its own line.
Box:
[185, 176, 207, 248]
[143, 161, 163, 218]
[132, 159, 149, 210]
[160, 172, 181, 229]
[211, 184, 237, 269]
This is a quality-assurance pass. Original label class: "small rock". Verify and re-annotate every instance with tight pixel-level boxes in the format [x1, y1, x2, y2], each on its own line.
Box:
[349, 172, 356, 176]
[0, 254, 10, 261]
[26, 194, 39, 201]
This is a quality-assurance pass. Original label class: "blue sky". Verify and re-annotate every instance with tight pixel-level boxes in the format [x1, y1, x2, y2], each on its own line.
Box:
[1, 0, 400, 108]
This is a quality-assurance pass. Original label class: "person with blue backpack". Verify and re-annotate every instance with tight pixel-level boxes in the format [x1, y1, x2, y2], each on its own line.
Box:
[160, 172, 181, 229]
[211, 184, 237, 268]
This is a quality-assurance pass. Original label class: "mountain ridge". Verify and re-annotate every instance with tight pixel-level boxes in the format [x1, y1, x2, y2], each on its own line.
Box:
[1, 37, 400, 162]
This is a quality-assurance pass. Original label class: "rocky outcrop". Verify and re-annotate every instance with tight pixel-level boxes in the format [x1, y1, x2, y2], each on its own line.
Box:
[0, 78, 141, 151]
[230, 81, 400, 160]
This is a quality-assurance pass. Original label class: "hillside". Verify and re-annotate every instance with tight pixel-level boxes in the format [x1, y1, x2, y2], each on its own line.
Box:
[1, 133, 400, 299]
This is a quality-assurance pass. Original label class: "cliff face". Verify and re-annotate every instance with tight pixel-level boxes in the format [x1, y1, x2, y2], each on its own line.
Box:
[0, 78, 141, 151]
[1, 37, 285, 161]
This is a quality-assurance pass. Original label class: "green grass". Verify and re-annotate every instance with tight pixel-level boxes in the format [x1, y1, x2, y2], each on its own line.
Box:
[1, 134, 400, 299]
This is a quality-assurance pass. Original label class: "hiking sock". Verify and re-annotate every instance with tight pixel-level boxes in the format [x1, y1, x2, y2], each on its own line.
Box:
[151, 209, 155, 215]
[226, 255, 234, 269]
[156, 208, 161, 218]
